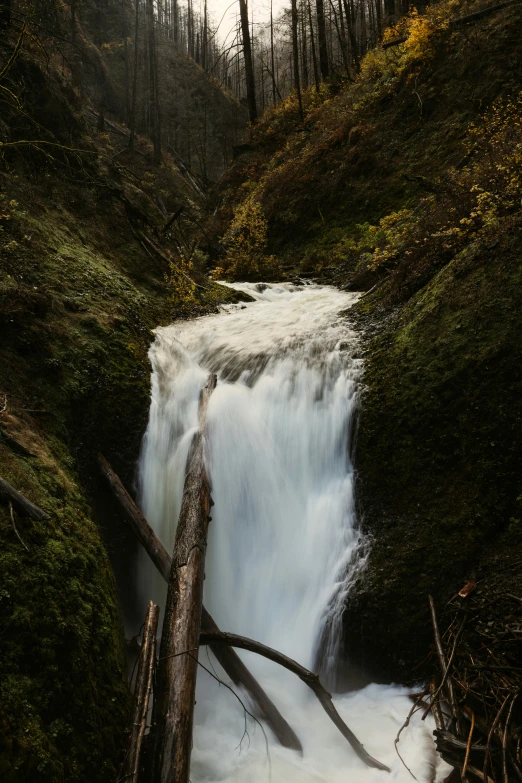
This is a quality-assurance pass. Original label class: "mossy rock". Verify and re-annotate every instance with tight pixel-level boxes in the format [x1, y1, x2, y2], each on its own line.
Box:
[343, 219, 522, 683]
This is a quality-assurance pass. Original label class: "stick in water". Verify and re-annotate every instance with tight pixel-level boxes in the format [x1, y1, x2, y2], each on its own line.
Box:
[119, 600, 160, 783]
[98, 454, 302, 752]
[199, 630, 391, 772]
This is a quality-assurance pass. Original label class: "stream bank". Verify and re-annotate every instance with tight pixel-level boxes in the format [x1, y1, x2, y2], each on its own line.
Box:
[0, 41, 243, 780]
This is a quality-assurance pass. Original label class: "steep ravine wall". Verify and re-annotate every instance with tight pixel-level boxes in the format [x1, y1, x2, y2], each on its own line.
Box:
[209, 0, 522, 687]
[0, 46, 243, 780]
[343, 220, 522, 684]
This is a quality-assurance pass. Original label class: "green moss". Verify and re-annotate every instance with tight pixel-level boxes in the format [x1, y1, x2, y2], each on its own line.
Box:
[213, 2, 522, 278]
[0, 445, 130, 782]
[344, 219, 522, 682]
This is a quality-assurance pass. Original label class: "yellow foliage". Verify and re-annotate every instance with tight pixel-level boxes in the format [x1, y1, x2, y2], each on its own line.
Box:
[166, 250, 197, 307]
[217, 195, 281, 281]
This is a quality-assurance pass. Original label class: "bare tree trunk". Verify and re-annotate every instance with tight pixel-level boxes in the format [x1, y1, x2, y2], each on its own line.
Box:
[328, 0, 350, 76]
[337, 0, 351, 76]
[122, 0, 131, 123]
[375, 0, 382, 40]
[308, 0, 320, 91]
[202, 0, 208, 70]
[239, 0, 257, 122]
[151, 375, 217, 783]
[129, 0, 140, 151]
[172, 0, 178, 43]
[342, 0, 360, 73]
[292, 0, 304, 120]
[315, 0, 329, 80]
[270, 0, 277, 104]
[147, 0, 161, 163]
[300, 1, 309, 88]
[119, 601, 160, 783]
[98, 453, 303, 753]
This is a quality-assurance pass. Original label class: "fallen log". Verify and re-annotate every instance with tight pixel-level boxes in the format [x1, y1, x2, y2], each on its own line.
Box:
[199, 630, 391, 773]
[98, 455, 301, 752]
[151, 374, 216, 783]
[119, 600, 160, 783]
[0, 475, 50, 521]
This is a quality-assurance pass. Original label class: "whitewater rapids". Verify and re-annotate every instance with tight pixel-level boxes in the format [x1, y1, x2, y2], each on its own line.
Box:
[138, 282, 450, 783]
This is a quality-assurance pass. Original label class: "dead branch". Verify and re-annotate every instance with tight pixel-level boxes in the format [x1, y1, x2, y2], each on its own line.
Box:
[162, 206, 184, 235]
[119, 600, 160, 783]
[98, 453, 302, 753]
[199, 630, 391, 772]
[425, 585, 522, 781]
[428, 596, 459, 723]
[9, 501, 29, 552]
[0, 476, 50, 520]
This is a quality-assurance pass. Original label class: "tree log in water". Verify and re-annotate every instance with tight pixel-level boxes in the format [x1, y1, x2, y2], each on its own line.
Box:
[199, 630, 391, 773]
[119, 600, 159, 783]
[98, 455, 301, 752]
[151, 373, 216, 783]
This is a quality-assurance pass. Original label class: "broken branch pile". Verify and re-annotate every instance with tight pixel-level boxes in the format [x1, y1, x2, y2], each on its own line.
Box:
[420, 587, 522, 782]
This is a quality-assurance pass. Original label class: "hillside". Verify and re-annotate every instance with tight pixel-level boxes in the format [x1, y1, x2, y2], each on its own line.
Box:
[210, 0, 522, 683]
[0, 8, 246, 780]
[2, 0, 522, 778]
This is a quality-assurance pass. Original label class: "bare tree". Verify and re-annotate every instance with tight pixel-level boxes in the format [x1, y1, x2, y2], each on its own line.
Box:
[238, 0, 257, 123]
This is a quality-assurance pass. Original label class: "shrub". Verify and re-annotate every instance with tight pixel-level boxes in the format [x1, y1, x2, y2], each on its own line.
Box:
[215, 195, 282, 281]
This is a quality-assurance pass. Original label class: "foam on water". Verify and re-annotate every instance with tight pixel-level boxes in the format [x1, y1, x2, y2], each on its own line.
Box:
[138, 282, 450, 782]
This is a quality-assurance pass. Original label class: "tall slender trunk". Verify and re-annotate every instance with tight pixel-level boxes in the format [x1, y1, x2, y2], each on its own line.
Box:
[301, 1, 309, 88]
[342, 0, 360, 73]
[270, 0, 277, 104]
[337, 0, 351, 76]
[202, 0, 208, 70]
[122, 0, 131, 123]
[128, 0, 140, 150]
[147, 0, 161, 163]
[291, 0, 304, 121]
[329, 0, 350, 76]
[375, 0, 382, 40]
[315, 0, 329, 80]
[188, 0, 194, 58]
[172, 0, 178, 43]
[308, 0, 320, 91]
[238, 0, 257, 123]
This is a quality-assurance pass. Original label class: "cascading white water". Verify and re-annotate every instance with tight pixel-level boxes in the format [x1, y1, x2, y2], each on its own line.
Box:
[139, 282, 450, 783]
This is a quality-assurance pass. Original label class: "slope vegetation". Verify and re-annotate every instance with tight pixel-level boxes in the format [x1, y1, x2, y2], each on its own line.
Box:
[212, 0, 522, 683]
[0, 14, 243, 781]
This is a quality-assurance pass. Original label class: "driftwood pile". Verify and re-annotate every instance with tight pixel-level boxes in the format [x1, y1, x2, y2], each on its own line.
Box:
[100, 374, 390, 782]
[401, 589, 522, 783]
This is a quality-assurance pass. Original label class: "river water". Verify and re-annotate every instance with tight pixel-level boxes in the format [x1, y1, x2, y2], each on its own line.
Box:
[138, 282, 449, 783]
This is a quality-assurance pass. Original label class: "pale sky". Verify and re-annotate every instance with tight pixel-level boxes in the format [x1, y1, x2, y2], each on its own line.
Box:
[206, 0, 288, 46]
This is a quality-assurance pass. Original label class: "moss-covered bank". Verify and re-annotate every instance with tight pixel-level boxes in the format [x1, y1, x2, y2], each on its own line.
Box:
[0, 34, 241, 780]
[209, 0, 522, 686]
[343, 218, 522, 683]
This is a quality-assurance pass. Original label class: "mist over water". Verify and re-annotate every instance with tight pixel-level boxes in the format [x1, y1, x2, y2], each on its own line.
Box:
[139, 282, 450, 782]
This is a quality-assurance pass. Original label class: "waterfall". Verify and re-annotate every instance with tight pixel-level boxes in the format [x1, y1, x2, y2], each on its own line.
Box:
[138, 282, 449, 783]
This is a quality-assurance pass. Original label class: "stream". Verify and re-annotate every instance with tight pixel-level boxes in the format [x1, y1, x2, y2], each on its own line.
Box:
[138, 282, 449, 783]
